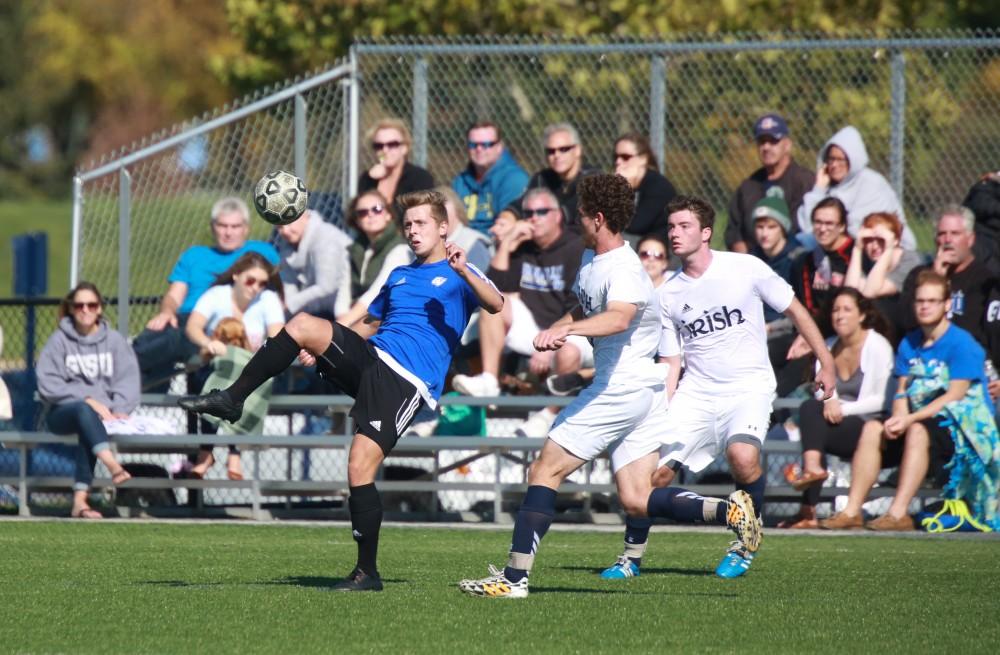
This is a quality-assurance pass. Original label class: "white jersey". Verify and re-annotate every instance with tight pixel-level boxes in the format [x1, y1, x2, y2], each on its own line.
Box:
[575, 244, 663, 387]
[658, 250, 794, 395]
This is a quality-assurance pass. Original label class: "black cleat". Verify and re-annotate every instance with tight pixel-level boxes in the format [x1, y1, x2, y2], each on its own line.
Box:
[177, 389, 244, 423]
[329, 568, 383, 592]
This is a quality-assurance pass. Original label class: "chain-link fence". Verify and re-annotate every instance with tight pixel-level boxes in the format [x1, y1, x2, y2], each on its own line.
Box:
[355, 30, 1000, 252]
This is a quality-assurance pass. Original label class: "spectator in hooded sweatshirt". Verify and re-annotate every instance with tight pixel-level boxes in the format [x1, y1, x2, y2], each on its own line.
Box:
[796, 126, 916, 251]
[36, 282, 137, 519]
[962, 170, 1000, 275]
[452, 121, 530, 236]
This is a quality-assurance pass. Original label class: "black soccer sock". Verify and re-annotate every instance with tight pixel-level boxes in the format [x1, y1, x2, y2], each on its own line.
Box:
[226, 329, 301, 402]
[736, 474, 766, 521]
[505, 485, 556, 582]
[348, 483, 383, 576]
[647, 487, 726, 525]
[622, 516, 652, 565]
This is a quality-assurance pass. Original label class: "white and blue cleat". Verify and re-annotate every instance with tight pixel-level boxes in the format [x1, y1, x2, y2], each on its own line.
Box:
[600, 555, 640, 579]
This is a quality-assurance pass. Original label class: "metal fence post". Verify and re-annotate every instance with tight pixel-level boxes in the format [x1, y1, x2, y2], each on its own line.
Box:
[340, 77, 353, 216]
[70, 176, 83, 288]
[412, 57, 429, 167]
[348, 47, 360, 200]
[889, 51, 906, 204]
[650, 56, 667, 171]
[294, 93, 308, 181]
[118, 168, 131, 336]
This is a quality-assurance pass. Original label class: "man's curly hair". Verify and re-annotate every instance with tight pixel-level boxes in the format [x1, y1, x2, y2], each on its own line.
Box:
[666, 195, 716, 232]
[578, 174, 634, 234]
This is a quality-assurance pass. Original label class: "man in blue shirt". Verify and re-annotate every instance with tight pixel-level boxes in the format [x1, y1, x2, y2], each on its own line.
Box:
[452, 121, 529, 236]
[133, 197, 279, 388]
[821, 269, 997, 531]
[180, 190, 504, 592]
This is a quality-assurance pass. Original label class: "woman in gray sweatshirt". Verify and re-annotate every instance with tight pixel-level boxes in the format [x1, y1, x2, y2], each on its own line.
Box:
[36, 282, 138, 518]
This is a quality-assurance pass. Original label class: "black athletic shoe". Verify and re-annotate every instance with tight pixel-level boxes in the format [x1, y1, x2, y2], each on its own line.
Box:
[329, 568, 383, 592]
[177, 389, 244, 423]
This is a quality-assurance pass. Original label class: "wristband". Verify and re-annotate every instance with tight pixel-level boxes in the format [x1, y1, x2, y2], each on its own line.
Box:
[893, 392, 907, 400]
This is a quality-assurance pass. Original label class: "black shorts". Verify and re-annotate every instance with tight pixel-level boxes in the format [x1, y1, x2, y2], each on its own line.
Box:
[316, 322, 424, 455]
[882, 416, 955, 486]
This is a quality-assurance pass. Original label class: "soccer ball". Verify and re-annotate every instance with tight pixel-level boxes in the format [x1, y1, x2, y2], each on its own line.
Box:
[253, 170, 308, 225]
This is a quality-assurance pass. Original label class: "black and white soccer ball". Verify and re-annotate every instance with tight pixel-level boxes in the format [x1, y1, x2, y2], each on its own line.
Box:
[253, 170, 309, 226]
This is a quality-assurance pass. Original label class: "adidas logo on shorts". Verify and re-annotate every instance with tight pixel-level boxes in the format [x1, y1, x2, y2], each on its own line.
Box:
[370, 420, 382, 431]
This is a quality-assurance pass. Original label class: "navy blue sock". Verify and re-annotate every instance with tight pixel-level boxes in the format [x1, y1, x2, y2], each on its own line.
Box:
[623, 516, 652, 566]
[647, 487, 717, 524]
[505, 486, 556, 582]
[737, 474, 766, 520]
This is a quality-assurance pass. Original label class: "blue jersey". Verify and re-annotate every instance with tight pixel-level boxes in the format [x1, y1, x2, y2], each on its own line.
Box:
[368, 259, 495, 408]
[895, 323, 994, 413]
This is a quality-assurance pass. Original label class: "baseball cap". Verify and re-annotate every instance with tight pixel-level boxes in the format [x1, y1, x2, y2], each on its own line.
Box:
[752, 195, 791, 234]
[754, 114, 789, 140]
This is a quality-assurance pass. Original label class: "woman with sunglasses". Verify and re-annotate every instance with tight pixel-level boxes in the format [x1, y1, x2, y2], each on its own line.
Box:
[36, 282, 137, 518]
[185, 253, 284, 478]
[358, 118, 435, 205]
[613, 132, 677, 247]
[637, 235, 671, 288]
[337, 190, 415, 327]
[185, 252, 285, 356]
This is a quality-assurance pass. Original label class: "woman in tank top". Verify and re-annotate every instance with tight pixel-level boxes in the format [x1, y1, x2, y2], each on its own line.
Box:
[780, 288, 895, 528]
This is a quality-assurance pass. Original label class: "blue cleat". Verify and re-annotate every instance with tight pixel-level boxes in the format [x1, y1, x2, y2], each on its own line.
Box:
[600, 555, 640, 579]
[715, 542, 755, 579]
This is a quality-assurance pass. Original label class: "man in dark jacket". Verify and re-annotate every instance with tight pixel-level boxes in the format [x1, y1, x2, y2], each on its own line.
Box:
[962, 171, 1000, 275]
[452, 188, 589, 437]
[726, 113, 814, 253]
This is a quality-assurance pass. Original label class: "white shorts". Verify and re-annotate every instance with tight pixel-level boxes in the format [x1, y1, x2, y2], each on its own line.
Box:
[549, 382, 668, 473]
[657, 390, 774, 473]
[505, 295, 594, 367]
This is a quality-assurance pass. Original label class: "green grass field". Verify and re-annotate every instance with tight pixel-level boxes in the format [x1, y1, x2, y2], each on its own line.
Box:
[1, 522, 997, 654]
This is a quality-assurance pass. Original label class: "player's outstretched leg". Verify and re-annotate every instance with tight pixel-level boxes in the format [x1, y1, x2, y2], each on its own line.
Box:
[179, 328, 302, 420]
[715, 490, 763, 579]
[600, 516, 650, 579]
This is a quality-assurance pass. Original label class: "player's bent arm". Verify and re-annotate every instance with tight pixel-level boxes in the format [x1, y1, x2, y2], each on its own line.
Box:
[660, 354, 681, 400]
[457, 268, 505, 314]
[784, 299, 834, 368]
[566, 301, 638, 338]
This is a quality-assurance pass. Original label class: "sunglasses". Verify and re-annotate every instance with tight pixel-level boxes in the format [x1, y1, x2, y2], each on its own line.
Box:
[355, 204, 386, 219]
[639, 250, 666, 261]
[545, 145, 576, 156]
[372, 140, 402, 151]
[72, 301, 100, 311]
[242, 276, 269, 289]
[522, 208, 555, 219]
[467, 140, 497, 150]
[614, 152, 636, 162]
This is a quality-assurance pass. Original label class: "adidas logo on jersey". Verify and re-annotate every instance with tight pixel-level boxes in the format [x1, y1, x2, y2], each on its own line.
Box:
[370, 420, 382, 431]
[680, 305, 746, 340]
[681, 303, 693, 313]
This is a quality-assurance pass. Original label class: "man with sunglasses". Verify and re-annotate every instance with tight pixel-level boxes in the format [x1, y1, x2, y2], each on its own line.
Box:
[452, 120, 529, 237]
[452, 188, 587, 437]
[505, 123, 600, 235]
[725, 113, 814, 254]
[181, 190, 504, 592]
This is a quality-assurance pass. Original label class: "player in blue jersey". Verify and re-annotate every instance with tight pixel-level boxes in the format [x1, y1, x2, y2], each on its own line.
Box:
[180, 190, 504, 592]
